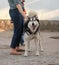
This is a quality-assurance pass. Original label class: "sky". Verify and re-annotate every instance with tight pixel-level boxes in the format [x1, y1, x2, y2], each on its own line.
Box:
[0, 0, 59, 20]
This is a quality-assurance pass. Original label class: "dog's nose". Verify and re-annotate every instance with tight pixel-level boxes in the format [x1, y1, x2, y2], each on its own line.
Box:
[32, 23, 34, 26]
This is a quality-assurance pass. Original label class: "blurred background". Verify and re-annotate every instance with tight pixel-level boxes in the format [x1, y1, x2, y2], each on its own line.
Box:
[0, 0, 59, 31]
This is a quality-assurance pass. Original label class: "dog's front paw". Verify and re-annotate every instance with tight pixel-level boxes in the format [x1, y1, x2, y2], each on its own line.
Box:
[24, 52, 28, 57]
[40, 49, 44, 52]
[36, 52, 40, 56]
[24, 54, 28, 57]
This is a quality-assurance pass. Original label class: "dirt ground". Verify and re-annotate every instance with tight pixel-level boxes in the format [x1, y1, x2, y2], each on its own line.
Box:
[0, 30, 59, 65]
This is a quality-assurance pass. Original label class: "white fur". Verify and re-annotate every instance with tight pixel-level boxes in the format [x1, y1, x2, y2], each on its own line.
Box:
[24, 32, 42, 56]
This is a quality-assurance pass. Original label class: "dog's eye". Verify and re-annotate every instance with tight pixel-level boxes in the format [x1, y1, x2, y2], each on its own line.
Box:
[33, 17, 36, 20]
[30, 18, 32, 21]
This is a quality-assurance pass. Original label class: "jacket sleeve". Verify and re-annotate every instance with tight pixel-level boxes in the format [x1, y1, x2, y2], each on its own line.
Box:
[13, 0, 21, 5]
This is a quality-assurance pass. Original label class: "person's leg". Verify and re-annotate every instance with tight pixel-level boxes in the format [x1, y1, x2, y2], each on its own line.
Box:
[19, 13, 25, 46]
[19, 33, 24, 46]
[9, 9, 22, 55]
[15, 10, 25, 50]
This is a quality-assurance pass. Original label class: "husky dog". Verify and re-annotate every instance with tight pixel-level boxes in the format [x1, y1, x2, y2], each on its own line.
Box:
[24, 11, 43, 56]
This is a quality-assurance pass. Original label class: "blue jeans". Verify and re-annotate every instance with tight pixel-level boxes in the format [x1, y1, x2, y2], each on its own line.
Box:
[9, 8, 24, 48]
[19, 33, 24, 45]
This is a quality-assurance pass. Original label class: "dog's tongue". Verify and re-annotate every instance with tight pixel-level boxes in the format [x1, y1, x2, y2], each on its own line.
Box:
[32, 26, 36, 30]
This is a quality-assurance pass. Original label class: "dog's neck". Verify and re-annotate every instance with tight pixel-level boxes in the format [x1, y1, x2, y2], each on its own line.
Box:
[24, 23, 39, 35]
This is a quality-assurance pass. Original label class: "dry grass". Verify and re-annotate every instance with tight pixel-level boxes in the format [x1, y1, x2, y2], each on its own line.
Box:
[0, 19, 59, 31]
[0, 29, 5, 32]
[0, 19, 13, 31]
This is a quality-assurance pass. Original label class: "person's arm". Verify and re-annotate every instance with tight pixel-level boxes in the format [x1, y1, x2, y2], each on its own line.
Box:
[13, 0, 27, 19]
[16, 4, 26, 18]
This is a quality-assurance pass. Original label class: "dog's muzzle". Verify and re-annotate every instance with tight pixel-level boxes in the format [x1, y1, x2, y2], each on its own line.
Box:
[32, 23, 36, 30]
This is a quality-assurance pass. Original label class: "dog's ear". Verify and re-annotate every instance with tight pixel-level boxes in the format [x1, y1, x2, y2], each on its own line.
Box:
[36, 18, 39, 22]
[26, 16, 30, 23]
[24, 16, 30, 26]
[36, 18, 40, 26]
[24, 16, 29, 22]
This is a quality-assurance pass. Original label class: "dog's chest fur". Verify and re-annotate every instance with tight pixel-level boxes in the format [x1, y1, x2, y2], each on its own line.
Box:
[24, 31, 40, 41]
